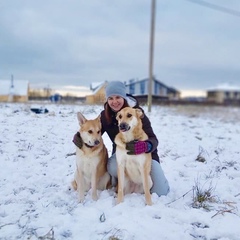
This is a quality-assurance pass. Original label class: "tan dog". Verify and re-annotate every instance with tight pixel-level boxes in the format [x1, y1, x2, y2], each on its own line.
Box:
[72, 112, 110, 202]
[115, 107, 153, 205]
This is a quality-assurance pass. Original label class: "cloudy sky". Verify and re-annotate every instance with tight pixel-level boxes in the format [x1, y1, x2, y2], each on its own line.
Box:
[0, 0, 239, 94]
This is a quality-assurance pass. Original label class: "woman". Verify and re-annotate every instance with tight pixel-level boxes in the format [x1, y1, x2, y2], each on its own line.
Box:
[73, 81, 170, 196]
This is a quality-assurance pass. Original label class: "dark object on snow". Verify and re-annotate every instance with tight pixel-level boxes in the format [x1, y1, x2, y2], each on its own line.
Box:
[99, 213, 106, 222]
[30, 108, 49, 114]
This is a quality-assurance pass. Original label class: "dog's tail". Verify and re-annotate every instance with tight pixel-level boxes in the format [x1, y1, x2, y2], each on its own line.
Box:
[71, 180, 77, 190]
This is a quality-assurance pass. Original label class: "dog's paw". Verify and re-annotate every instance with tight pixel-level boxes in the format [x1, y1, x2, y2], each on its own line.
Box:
[78, 198, 85, 203]
[78, 193, 85, 203]
[146, 200, 153, 206]
[145, 192, 153, 206]
[116, 196, 124, 204]
[92, 192, 98, 201]
[92, 196, 98, 201]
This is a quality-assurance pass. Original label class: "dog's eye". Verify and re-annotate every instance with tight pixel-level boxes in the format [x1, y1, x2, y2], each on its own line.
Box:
[88, 130, 93, 134]
[118, 114, 122, 119]
[97, 130, 100, 134]
[127, 113, 132, 118]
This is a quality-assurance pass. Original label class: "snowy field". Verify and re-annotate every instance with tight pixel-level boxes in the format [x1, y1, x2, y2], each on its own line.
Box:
[0, 102, 240, 240]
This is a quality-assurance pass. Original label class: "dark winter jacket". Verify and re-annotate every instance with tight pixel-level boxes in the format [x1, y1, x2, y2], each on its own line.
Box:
[100, 96, 160, 162]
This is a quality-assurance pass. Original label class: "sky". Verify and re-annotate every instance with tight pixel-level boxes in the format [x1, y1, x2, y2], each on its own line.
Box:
[0, 0, 240, 95]
[1, 102, 240, 239]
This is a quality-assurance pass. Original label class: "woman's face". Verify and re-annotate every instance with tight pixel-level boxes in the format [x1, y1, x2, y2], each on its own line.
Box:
[107, 95, 125, 112]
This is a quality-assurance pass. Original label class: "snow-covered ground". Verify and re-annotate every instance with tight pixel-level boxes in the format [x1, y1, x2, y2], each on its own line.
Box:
[1, 102, 240, 240]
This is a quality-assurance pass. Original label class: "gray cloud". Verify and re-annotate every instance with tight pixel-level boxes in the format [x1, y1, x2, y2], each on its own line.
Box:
[0, 0, 239, 92]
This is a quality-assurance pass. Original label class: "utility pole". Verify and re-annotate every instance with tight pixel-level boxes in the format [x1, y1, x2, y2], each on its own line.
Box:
[8, 74, 15, 102]
[148, 0, 156, 112]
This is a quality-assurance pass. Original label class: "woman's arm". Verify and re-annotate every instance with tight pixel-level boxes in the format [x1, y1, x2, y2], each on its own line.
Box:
[141, 112, 159, 153]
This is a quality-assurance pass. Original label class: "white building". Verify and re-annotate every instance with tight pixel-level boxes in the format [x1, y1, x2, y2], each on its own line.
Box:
[124, 78, 180, 100]
[0, 79, 29, 102]
[207, 84, 240, 104]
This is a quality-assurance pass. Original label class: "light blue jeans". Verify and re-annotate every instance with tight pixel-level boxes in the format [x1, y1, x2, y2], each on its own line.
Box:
[107, 153, 170, 197]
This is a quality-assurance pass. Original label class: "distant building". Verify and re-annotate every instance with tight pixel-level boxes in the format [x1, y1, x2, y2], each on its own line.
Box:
[85, 81, 108, 104]
[85, 78, 179, 104]
[207, 84, 240, 104]
[0, 78, 29, 102]
[125, 78, 180, 101]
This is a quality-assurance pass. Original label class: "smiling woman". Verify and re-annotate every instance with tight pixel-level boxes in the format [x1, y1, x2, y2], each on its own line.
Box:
[105, 81, 127, 112]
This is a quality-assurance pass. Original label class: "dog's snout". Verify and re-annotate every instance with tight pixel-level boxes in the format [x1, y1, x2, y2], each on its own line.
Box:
[119, 122, 130, 132]
[119, 122, 126, 129]
[94, 140, 100, 145]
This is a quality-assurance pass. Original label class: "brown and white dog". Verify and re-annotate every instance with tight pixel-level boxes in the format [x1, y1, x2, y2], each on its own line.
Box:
[115, 107, 153, 205]
[72, 112, 110, 202]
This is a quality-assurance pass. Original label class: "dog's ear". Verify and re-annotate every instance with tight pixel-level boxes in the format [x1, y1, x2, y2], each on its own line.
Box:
[96, 114, 101, 122]
[135, 108, 144, 119]
[77, 112, 87, 126]
[116, 112, 120, 121]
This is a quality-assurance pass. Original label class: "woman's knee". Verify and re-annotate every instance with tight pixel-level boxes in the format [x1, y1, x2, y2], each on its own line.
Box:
[150, 160, 170, 196]
[107, 154, 118, 178]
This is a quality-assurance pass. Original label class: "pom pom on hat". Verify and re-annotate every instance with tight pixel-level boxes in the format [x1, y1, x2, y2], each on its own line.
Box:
[105, 81, 127, 100]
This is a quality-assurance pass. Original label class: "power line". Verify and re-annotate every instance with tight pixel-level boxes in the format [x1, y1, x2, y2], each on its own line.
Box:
[186, 0, 240, 17]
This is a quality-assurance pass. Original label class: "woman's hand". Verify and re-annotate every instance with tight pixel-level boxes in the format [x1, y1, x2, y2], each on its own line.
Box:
[126, 140, 152, 155]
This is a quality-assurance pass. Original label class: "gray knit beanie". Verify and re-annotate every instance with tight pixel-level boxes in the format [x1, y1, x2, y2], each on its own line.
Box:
[105, 81, 127, 100]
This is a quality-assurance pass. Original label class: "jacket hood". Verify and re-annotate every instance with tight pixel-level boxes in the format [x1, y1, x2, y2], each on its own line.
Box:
[126, 94, 138, 107]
